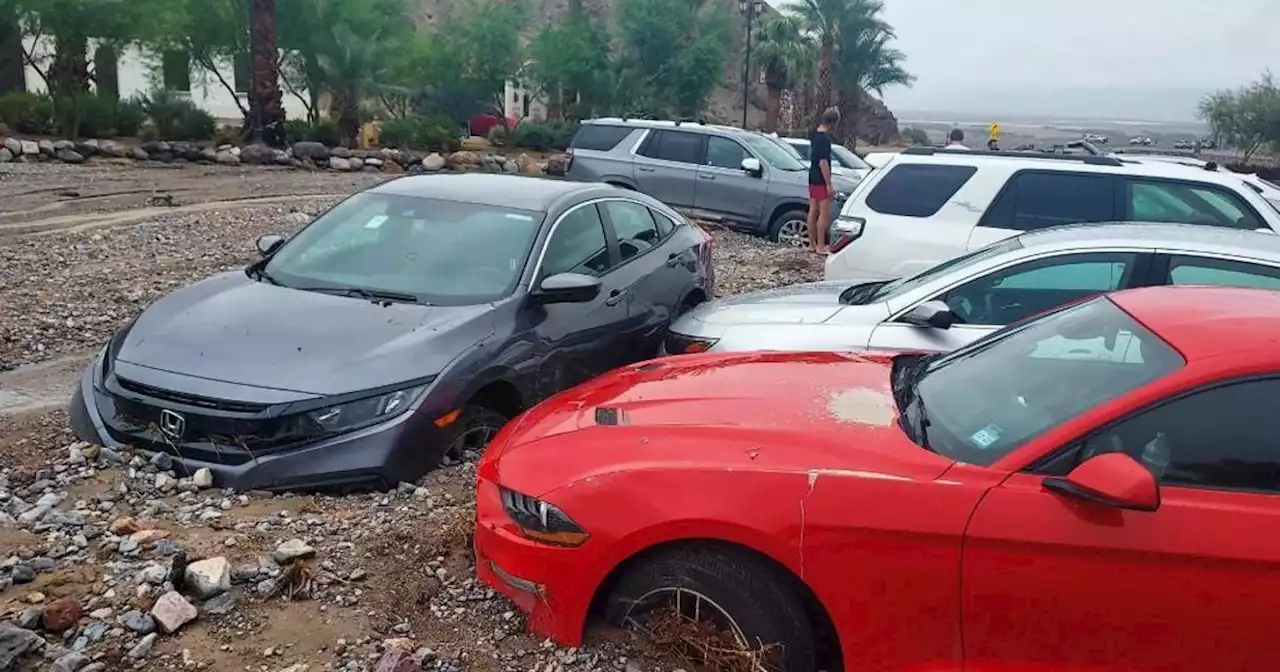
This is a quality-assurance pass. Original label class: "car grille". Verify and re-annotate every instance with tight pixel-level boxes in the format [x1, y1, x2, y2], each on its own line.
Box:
[107, 378, 321, 464]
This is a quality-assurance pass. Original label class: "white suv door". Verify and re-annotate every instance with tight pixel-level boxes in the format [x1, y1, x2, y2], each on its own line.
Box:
[966, 170, 1118, 250]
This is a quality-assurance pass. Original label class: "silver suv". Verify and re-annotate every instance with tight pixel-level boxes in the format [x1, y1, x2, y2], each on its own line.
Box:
[565, 118, 861, 244]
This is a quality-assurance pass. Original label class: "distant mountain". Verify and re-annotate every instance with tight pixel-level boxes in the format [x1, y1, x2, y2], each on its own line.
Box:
[885, 86, 1214, 123]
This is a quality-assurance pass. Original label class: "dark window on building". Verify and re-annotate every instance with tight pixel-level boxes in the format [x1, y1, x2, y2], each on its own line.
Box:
[162, 50, 191, 92]
[233, 52, 250, 94]
[570, 125, 633, 151]
[93, 45, 119, 100]
[865, 164, 978, 218]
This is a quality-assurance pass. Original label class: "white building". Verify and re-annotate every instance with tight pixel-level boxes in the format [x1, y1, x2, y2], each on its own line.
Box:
[20, 37, 310, 124]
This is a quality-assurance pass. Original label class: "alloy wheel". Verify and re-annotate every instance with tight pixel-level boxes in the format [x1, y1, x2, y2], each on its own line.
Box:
[776, 218, 808, 247]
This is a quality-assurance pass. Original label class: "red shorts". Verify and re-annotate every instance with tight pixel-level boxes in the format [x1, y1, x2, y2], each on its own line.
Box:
[808, 184, 832, 201]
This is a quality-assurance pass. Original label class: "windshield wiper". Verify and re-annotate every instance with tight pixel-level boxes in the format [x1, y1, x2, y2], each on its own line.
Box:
[838, 280, 892, 305]
[250, 266, 283, 286]
[891, 354, 937, 451]
[907, 395, 935, 452]
[295, 286, 419, 304]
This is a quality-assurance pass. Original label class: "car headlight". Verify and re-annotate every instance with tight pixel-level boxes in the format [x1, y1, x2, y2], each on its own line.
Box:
[499, 487, 589, 547]
[306, 385, 428, 434]
[663, 331, 719, 354]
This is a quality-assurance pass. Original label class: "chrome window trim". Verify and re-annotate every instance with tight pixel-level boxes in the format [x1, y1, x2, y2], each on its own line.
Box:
[528, 196, 670, 284]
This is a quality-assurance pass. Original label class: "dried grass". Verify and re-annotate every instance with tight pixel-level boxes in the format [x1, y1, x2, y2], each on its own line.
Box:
[643, 606, 782, 672]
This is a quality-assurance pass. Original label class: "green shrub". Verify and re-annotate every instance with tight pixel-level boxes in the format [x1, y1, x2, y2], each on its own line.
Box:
[75, 94, 119, 137]
[0, 91, 55, 135]
[510, 121, 577, 151]
[284, 118, 340, 146]
[379, 115, 462, 151]
[139, 91, 215, 141]
[115, 97, 145, 137]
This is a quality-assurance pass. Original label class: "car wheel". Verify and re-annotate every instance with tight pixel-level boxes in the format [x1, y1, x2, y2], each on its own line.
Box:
[601, 544, 818, 671]
[768, 209, 809, 247]
[442, 405, 507, 463]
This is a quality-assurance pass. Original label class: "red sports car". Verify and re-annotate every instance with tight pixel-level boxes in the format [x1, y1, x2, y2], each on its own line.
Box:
[475, 285, 1280, 672]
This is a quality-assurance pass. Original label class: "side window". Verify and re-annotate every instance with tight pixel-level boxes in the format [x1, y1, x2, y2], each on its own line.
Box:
[865, 164, 977, 218]
[603, 201, 662, 261]
[570, 125, 633, 151]
[542, 205, 613, 277]
[982, 171, 1115, 232]
[790, 143, 812, 161]
[1167, 255, 1280, 290]
[705, 136, 749, 170]
[638, 130, 703, 164]
[652, 209, 676, 237]
[939, 252, 1137, 326]
[1124, 179, 1263, 230]
[1076, 379, 1280, 492]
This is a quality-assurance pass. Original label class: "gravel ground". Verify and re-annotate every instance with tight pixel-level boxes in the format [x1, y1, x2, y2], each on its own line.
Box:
[0, 162, 825, 672]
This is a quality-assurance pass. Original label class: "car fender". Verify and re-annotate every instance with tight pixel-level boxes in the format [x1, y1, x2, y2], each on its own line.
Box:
[599, 175, 639, 190]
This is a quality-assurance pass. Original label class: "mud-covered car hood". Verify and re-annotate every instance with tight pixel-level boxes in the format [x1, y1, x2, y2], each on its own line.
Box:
[114, 271, 495, 396]
[487, 350, 955, 496]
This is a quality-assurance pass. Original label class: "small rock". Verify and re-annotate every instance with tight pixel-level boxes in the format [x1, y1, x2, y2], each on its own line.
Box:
[184, 556, 231, 599]
[154, 473, 176, 491]
[122, 610, 156, 634]
[272, 539, 315, 564]
[42, 596, 83, 633]
[127, 632, 157, 658]
[0, 623, 44, 667]
[150, 591, 198, 633]
[130, 529, 170, 545]
[55, 149, 85, 164]
[17, 608, 41, 629]
[199, 590, 239, 615]
[192, 468, 213, 489]
[328, 156, 351, 171]
[374, 647, 418, 672]
[109, 516, 139, 535]
[24, 591, 45, 604]
[149, 452, 173, 471]
[51, 651, 89, 671]
[11, 564, 34, 584]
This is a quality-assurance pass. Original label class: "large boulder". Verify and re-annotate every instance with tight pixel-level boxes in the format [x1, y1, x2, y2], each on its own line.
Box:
[444, 151, 480, 170]
[239, 143, 274, 165]
[291, 141, 330, 161]
[2, 136, 20, 155]
[422, 153, 446, 171]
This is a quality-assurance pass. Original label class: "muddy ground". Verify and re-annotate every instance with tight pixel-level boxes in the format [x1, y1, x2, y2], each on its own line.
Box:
[0, 161, 825, 672]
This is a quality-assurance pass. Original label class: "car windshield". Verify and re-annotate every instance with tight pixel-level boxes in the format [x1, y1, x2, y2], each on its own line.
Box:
[741, 134, 806, 171]
[868, 236, 1025, 302]
[900, 297, 1184, 466]
[831, 144, 870, 171]
[263, 192, 544, 305]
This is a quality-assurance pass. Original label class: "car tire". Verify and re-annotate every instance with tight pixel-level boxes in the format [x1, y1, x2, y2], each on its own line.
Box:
[767, 208, 809, 246]
[441, 405, 507, 463]
[601, 544, 818, 671]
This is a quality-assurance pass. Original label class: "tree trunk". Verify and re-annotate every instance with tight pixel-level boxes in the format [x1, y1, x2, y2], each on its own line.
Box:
[50, 34, 90, 96]
[764, 85, 781, 134]
[336, 90, 360, 147]
[249, 0, 286, 146]
[0, 5, 24, 95]
[815, 40, 833, 115]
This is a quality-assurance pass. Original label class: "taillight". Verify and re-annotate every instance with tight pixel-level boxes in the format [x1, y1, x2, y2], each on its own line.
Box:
[663, 332, 719, 354]
[829, 216, 865, 254]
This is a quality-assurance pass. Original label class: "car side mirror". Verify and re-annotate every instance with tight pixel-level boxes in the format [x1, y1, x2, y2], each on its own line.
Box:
[533, 272, 602, 304]
[901, 300, 955, 329]
[256, 234, 286, 257]
[740, 157, 762, 177]
[1043, 452, 1160, 512]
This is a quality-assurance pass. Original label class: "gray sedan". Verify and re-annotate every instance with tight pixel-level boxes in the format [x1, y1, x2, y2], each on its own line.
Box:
[663, 222, 1280, 355]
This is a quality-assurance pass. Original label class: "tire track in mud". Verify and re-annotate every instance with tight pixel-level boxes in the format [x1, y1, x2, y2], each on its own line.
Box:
[0, 193, 345, 238]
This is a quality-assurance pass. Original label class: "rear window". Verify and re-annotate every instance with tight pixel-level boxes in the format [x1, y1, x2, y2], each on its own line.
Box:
[865, 164, 977, 218]
[571, 125, 633, 151]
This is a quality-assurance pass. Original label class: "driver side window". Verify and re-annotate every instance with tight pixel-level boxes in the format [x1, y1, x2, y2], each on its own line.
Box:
[542, 205, 614, 277]
[1068, 379, 1280, 493]
[939, 252, 1139, 326]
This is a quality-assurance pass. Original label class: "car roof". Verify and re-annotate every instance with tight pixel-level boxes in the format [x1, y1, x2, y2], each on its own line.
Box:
[368, 174, 608, 211]
[885, 148, 1262, 187]
[582, 117, 742, 134]
[1016, 222, 1280, 260]
[1110, 285, 1280, 362]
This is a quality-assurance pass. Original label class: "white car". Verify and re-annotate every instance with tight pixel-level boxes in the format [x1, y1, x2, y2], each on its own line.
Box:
[1113, 154, 1280, 212]
[665, 223, 1280, 355]
[824, 146, 1280, 281]
[779, 137, 872, 182]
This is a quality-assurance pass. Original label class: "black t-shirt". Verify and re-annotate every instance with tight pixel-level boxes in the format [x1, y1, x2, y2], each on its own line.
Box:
[808, 130, 832, 186]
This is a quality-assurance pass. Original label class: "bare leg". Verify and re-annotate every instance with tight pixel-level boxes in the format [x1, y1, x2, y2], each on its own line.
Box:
[805, 197, 820, 251]
[816, 198, 832, 253]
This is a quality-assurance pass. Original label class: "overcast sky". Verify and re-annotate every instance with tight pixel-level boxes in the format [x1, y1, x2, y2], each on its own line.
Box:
[769, 0, 1279, 121]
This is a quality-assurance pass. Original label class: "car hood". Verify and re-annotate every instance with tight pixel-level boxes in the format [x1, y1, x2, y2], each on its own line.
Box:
[488, 350, 954, 496]
[116, 271, 495, 396]
[677, 279, 887, 327]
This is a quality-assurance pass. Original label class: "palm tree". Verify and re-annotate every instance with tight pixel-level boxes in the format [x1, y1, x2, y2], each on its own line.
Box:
[832, 7, 913, 146]
[249, 0, 285, 145]
[751, 14, 813, 133]
[790, 0, 842, 114]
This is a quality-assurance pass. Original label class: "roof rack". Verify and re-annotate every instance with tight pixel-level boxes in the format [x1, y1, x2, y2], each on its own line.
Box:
[674, 117, 707, 126]
[900, 146, 1124, 167]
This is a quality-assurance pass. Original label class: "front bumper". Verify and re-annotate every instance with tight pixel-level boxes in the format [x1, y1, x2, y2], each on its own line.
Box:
[68, 354, 447, 491]
[473, 477, 598, 646]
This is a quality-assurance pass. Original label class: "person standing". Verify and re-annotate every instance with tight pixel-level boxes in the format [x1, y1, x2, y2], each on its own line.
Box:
[806, 107, 840, 254]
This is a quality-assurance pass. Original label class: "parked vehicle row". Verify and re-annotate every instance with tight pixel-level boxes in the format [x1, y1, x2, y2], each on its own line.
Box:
[68, 174, 714, 491]
[565, 118, 863, 245]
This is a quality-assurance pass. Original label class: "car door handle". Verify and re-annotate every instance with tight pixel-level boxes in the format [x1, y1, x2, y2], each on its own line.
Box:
[666, 253, 682, 267]
[698, 173, 716, 180]
[605, 289, 627, 306]
[637, 167, 655, 173]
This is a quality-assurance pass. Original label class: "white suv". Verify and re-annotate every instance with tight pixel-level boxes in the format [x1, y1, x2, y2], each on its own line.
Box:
[825, 147, 1280, 280]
